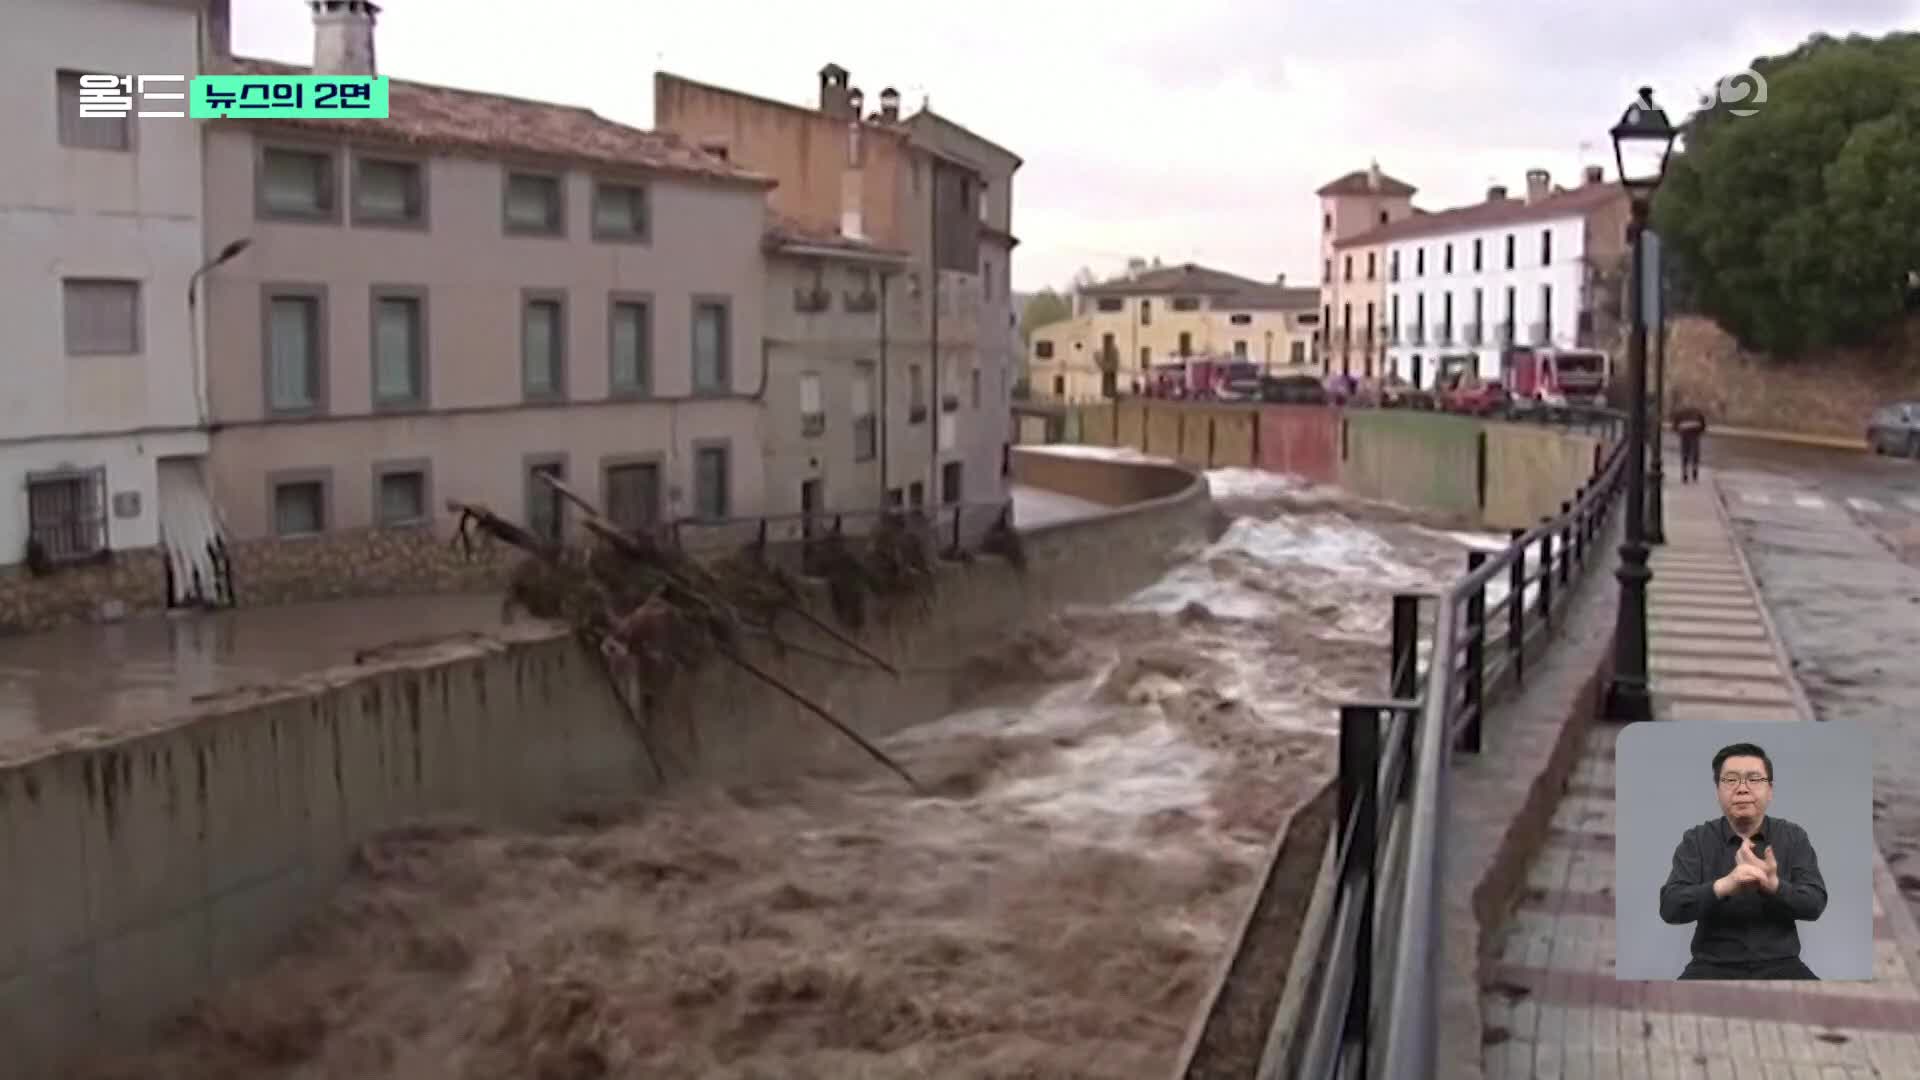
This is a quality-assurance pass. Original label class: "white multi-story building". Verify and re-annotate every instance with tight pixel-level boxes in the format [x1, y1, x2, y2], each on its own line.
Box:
[1356, 167, 1630, 390]
[2, 0, 219, 584]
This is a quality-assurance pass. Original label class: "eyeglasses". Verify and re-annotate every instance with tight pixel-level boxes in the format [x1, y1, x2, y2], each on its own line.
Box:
[1718, 774, 1772, 789]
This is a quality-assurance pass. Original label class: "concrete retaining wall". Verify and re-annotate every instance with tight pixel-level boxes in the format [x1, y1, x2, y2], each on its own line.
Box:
[1482, 422, 1605, 531]
[1339, 409, 1484, 521]
[0, 448, 1213, 1077]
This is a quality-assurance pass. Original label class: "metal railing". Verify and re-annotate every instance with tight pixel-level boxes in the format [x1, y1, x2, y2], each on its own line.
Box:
[1290, 406, 1629, 1080]
[668, 498, 1013, 571]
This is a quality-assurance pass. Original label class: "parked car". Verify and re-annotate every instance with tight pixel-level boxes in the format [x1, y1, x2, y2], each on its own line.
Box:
[1260, 374, 1328, 404]
[1867, 401, 1920, 457]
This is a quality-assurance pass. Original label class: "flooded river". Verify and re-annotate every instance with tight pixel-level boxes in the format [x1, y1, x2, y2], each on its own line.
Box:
[74, 466, 1510, 1079]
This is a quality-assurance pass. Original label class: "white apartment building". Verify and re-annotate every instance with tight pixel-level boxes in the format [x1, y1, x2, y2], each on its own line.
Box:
[2, 0, 219, 586]
[1358, 167, 1630, 389]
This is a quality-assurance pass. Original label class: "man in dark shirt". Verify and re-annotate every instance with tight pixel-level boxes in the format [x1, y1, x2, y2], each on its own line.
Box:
[1672, 402, 1709, 483]
[1659, 742, 1827, 979]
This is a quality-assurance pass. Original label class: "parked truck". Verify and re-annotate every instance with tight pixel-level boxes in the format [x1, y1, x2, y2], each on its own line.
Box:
[1434, 354, 1509, 416]
[1502, 347, 1610, 412]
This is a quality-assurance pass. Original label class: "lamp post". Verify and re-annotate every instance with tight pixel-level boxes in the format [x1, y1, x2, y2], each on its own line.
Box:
[1647, 243, 1668, 544]
[188, 237, 252, 427]
[1605, 87, 1677, 724]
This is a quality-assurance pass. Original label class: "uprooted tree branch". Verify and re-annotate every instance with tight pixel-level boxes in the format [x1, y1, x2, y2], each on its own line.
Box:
[445, 477, 1019, 794]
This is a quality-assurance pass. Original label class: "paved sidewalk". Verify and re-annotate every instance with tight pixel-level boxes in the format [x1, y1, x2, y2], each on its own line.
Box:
[1479, 468, 1920, 1079]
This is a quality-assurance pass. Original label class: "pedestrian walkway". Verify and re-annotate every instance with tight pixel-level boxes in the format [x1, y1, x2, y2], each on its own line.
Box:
[1722, 483, 1920, 521]
[1479, 468, 1920, 1079]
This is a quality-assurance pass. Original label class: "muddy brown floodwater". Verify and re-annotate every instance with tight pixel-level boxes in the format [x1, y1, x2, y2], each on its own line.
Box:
[78, 469, 1505, 1080]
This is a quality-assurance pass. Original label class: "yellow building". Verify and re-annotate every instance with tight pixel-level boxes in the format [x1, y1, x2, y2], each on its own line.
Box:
[1316, 164, 1418, 378]
[1026, 263, 1318, 401]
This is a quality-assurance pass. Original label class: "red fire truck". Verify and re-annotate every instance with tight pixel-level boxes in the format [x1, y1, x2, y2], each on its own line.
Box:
[1502, 347, 1610, 409]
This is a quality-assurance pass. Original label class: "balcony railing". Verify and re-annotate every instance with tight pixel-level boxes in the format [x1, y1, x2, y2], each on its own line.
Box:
[844, 290, 879, 314]
[794, 286, 830, 313]
[1434, 324, 1453, 346]
[1531, 321, 1552, 345]
[1496, 321, 1515, 346]
[801, 411, 826, 437]
[1462, 322, 1483, 346]
[1406, 326, 1425, 346]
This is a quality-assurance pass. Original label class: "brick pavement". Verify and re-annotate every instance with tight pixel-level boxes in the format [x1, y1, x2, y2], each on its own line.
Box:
[1478, 468, 1920, 1079]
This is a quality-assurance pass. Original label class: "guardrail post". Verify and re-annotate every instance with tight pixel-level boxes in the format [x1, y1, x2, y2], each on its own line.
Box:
[1572, 489, 1586, 567]
[1337, 703, 1379, 1077]
[1559, 500, 1574, 587]
[1504, 532, 1523, 691]
[1463, 551, 1488, 752]
[951, 505, 963, 550]
[1391, 594, 1419, 701]
[1539, 518, 1555, 625]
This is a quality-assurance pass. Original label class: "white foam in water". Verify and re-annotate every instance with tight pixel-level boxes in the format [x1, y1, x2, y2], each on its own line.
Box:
[1022, 444, 1169, 464]
[994, 719, 1222, 834]
[1204, 467, 1305, 501]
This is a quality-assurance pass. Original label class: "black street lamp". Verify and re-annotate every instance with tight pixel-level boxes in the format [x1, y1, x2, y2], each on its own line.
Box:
[1606, 86, 1678, 724]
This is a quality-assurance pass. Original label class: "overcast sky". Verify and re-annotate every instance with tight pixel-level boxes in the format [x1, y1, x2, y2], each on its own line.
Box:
[233, 0, 1920, 293]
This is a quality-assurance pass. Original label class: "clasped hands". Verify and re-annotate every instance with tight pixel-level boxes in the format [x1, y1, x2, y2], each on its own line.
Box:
[1712, 838, 1780, 898]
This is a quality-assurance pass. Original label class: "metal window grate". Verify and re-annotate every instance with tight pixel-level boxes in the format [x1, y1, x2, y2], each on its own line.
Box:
[28, 471, 108, 561]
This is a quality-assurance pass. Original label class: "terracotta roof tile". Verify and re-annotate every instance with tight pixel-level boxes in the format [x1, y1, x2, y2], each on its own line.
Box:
[223, 57, 774, 188]
[1336, 183, 1627, 248]
[1081, 262, 1267, 297]
[1316, 169, 1418, 197]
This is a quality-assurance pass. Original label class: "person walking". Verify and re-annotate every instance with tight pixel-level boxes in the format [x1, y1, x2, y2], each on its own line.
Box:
[1673, 401, 1709, 483]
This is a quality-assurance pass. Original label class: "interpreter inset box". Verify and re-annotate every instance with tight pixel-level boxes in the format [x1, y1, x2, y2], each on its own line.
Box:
[1614, 720, 1872, 981]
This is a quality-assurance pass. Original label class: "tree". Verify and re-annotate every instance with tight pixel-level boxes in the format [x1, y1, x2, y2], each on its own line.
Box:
[1654, 31, 1920, 356]
[1019, 288, 1072, 341]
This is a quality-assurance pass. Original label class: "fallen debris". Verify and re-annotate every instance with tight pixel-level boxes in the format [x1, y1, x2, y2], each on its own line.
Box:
[446, 478, 941, 791]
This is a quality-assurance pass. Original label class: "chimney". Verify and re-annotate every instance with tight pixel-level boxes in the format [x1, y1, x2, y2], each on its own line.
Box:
[201, 0, 231, 67]
[310, 0, 378, 76]
[1487, 184, 1509, 201]
[847, 87, 864, 118]
[1584, 164, 1605, 186]
[878, 87, 901, 123]
[698, 137, 730, 163]
[1273, 273, 1286, 286]
[818, 63, 851, 118]
[1367, 160, 1383, 191]
[1524, 168, 1550, 204]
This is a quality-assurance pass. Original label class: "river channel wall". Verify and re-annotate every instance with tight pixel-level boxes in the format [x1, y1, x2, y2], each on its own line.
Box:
[0, 447, 1208, 1076]
[1016, 400, 1609, 531]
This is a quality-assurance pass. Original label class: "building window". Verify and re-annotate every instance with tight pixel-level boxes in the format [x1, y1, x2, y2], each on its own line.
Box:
[504, 171, 564, 235]
[1139, 345, 1151, 369]
[1540, 283, 1554, 339]
[1177, 331, 1192, 357]
[1141, 299, 1152, 325]
[603, 460, 661, 534]
[1390, 295, 1400, 339]
[909, 364, 927, 421]
[62, 279, 141, 355]
[1171, 297, 1201, 312]
[55, 71, 130, 151]
[592, 181, 649, 241]
[692, 298, 730, 394]
[271, 473, 328, 537]
[525, 457, 566, 543]
[374, 462, 430, 527]
[1540, 228, 1553, 265]
[909, 480, 925, 508]
[693, 443, 730, 520]
[1322, 213, 1332, 232]
[1366, 252, 1376, 280]
[27, 469, 108, 562]
[1291, 341, 1306, 364]
[853, 363, 876, 462]
[1378, 210, 1389, 225]
[370, 288, 426, 408]
[1324, 258, 1331, 281]
[1390, 251, 1400, 281]
[1473, 238, 1484, 272]
[941, 461, 963, 506]
[970, 366, 982, 409]
[1505, 233, 1516, 270]
[799, 371, 824, 436]
[1229, 313, 1253, 326]
[1444, 244, 1454, 274]
[1343, 256, 1353, 281]
[264, 287, 325, 414]
[609, 295, 651, 396]
[1233, 340, 1248, 358]
[259, 147, 336, 220]
[1095, 297, 1123, 313]
[1034, 340, 1055, 359]
[353, 157, 425, 226]
[521, 293, 566, 399]
[1342, 303, 1352, 342]
[1415, 247, 1425, 276]
[1051, 375, 1065, 397]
